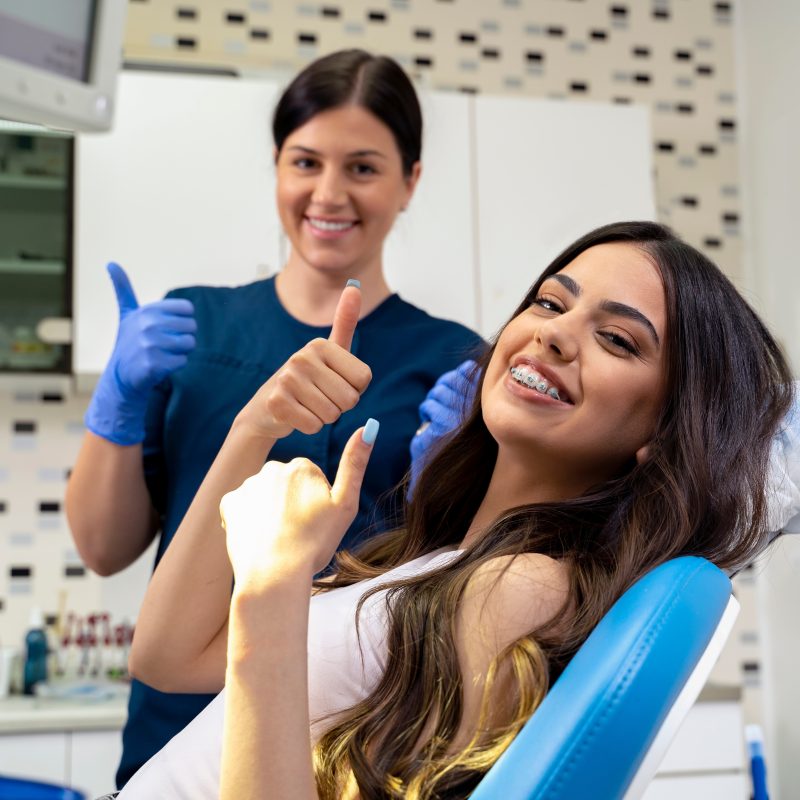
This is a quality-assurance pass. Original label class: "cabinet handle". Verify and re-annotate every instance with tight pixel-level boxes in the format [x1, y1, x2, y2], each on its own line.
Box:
[36, 318, 72, 345]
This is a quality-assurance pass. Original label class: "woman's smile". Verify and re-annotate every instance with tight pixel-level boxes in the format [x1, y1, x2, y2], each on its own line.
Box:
[305, 216, 360, 238]
[508, 360, 574, 404]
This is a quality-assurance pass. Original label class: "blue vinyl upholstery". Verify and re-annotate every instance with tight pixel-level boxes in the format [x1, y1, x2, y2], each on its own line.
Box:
[470, 556, 731, 800]
[0, 776, 86, 799]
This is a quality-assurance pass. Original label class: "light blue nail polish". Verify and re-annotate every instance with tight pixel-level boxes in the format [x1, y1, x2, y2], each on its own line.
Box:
[362, 418, 380, 445]
[346, 278, 361, 289]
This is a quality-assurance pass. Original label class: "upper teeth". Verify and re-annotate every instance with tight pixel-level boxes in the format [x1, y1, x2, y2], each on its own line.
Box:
[308, 218, 354, 231]
[510, 366, 562, 401]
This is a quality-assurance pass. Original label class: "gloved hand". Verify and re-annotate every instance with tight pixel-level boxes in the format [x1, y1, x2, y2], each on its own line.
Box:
[84, 262, 197, 445]
[408, 359, 480, 499]
[766, 381, 800, 534]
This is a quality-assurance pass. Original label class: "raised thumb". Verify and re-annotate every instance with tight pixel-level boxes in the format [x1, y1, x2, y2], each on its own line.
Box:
[330, 419, 379, 510]
[107, 262, 140, 315]
[328, 281, 362, 352]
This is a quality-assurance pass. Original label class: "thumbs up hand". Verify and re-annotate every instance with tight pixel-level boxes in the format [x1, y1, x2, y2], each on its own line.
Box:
[84, 262, 197, 445]
[237, 281, 372, 442]
[221, 420, 379, 583]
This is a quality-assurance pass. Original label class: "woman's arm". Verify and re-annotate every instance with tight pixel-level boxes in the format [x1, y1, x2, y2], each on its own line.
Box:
[127, 419, 278, 692]
[129, 285, 371, 693]
[66, 434, 159, 576]
[219, 426, 377, 799]
[67, 264, 196, 576]
[222, 564, 317, 798]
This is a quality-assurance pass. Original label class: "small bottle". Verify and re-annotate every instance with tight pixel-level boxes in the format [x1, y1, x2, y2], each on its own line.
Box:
[23, 607, 48, 695]
[746, 724, 769, 800]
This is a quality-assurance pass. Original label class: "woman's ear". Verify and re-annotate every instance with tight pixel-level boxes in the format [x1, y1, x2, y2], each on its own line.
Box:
[402, 161, 422, 210]
[635, 443, 652, 464]
[273, 145, 279, 165]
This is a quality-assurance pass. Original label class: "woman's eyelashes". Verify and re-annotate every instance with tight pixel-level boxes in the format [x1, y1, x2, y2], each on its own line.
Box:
[351, 162, 378, 176]
[530, 295, 640, 356]
[293, 156, 318, 170]
[530, 295, 563, 313]
[598, 330, 639, 356]
[291, 157, 378, 177]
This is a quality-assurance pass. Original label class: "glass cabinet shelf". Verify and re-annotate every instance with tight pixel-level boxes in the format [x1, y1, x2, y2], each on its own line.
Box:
[0, 173, 66, 190]
[0, 258, 64, 275]
[0, 128, 72, 372]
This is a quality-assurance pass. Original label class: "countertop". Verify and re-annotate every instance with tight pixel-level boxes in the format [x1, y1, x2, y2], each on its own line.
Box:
[0, 683, 129, 734]
[0, 681, 739, 736]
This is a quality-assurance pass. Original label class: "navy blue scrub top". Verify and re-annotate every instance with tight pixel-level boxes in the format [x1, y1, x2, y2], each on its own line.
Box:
[117, 276, 484, 787]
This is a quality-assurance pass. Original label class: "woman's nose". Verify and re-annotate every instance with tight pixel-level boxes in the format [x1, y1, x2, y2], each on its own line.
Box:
[536, 316, 579, 362]
[311, 167, 346, 207]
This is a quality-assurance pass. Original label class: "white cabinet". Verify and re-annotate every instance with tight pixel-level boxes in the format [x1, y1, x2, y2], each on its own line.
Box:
[474, 94, 655, 337]
[74, 71, 283, 375]
[0, 693, 126, 797]
[0, 731, 69, 785]
[644, 697, 749, 800]
[71, 729, 122, 799]
[383, 90, 478, 331]
[0, 728, 121, 798]
[644, 773, 748, 800]
[73, 71, 656, 370]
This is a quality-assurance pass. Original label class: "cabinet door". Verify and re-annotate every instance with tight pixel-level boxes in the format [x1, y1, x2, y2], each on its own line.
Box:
[642, 773, 748, 800]
[474, 95, 656, 337]
[383, 91, 477, 331]
[0, 130, 73, 372]
[74, 71, 283, 374]
[0, 731, 68, 785]
[70, 729, 122, 799]
[656, 701, 746, 773]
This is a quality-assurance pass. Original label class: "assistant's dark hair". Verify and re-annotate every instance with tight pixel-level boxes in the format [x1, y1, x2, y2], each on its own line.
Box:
[311, 221, 794, 798]
[272, 49, 422, 175]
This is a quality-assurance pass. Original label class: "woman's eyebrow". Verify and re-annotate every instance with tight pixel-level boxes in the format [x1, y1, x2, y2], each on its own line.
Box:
[600, 300, 660, 347]
[286, 145, 388, 159]
[551, 273, 581, 296]
[547, 274, 660, 347]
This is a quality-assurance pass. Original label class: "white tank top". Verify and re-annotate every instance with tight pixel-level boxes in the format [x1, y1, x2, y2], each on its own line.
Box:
[119, 547, 462, 799]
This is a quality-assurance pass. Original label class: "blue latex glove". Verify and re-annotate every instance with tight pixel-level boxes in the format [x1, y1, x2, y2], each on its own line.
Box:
[766, 380, 800, 534]
[84, 262, 197, 445]
[409, 359, 480, 498]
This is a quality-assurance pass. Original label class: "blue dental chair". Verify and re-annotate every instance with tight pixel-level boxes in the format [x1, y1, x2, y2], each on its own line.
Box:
[48, 556, 733, 800]
[471, 555, 737, 799]
[0, 776, 86, 799]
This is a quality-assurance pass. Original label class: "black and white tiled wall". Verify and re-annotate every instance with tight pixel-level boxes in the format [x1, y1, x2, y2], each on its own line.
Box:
[0, 377, 102, 647]
[124, 0, 744, 282]
[0, 0, 762, 710]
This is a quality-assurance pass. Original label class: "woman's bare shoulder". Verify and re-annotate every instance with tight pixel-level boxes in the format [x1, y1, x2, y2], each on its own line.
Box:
[460, 553, 571, 646]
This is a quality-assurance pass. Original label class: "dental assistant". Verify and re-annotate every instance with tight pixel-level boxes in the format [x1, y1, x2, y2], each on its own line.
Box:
[65, 49, 482, 788]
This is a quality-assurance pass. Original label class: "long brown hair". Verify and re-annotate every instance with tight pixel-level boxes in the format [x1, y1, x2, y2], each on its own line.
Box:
[313, 221, 794, 798]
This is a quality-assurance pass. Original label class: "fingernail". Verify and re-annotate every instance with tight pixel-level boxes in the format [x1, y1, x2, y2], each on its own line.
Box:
[346, 279, 361, 289]
[362, 418, 380, 445]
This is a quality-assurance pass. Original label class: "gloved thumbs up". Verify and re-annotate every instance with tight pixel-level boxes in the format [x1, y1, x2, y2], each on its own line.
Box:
[107, 261, 140, 316]
[84, 263, 197, 446]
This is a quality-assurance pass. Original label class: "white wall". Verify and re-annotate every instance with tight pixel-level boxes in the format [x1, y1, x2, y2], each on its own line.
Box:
[737, 2, 800, 370]
[736, 2, 800, 797]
